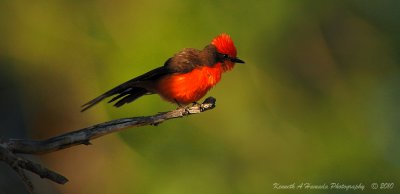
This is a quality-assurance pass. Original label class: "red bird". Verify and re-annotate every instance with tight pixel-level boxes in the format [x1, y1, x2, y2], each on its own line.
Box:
[81, 33, 244, 112]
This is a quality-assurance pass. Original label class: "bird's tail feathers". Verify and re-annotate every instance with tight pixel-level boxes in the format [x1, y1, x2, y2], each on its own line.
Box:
[81, 84, 147, 112]
[110, 87, 147, 107]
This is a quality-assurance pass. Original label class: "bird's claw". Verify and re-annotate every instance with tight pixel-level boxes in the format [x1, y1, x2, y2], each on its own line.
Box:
[179, 97, 216, 113]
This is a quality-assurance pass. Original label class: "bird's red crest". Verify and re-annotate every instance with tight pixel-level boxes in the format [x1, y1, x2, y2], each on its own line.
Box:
[211, 33, 237, 57]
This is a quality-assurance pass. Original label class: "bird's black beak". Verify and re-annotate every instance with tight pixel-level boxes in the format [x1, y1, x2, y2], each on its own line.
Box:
[232, 57, 245, 64]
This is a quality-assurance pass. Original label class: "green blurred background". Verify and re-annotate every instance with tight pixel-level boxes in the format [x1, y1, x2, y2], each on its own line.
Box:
[1, 0, 399, 193]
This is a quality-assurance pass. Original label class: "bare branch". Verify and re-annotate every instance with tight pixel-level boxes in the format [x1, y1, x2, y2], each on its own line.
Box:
[4, 97, 215, 154]
[0, 97, 216, 191]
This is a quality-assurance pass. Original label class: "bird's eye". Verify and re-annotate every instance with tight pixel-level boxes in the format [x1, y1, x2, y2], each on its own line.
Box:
[223, 54, 229, 59]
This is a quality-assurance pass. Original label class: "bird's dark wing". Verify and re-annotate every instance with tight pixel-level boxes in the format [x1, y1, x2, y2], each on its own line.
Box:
[129, 65, 172, 82]
[81, 66, 171, 112]
[165, 48, 202, 73]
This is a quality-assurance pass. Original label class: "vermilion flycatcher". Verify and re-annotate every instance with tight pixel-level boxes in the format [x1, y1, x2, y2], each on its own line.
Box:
[81, 33, 244, 111]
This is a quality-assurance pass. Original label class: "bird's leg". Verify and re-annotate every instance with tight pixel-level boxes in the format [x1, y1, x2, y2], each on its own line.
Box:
[174, 99, 183, 108]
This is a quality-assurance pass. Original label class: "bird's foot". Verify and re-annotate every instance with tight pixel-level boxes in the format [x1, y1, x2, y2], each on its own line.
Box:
[176, 97, 216, 113]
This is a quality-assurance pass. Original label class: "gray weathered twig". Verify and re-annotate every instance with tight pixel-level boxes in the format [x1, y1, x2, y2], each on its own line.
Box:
[0, 97, 216, 192]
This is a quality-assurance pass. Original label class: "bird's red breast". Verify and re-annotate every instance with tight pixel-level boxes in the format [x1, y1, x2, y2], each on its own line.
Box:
[156, 63, 224, 104]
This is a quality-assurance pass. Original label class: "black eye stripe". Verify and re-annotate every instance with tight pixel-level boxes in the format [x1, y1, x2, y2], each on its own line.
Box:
[217, 53, 231, 62]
